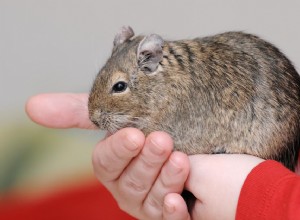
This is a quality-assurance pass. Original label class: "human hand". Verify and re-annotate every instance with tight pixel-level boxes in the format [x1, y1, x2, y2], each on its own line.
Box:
[26, 93, 191, 220]
[93, 128, 191, 219]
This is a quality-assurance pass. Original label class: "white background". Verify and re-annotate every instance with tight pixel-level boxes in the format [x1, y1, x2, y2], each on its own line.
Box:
[1, 0, 300, 117]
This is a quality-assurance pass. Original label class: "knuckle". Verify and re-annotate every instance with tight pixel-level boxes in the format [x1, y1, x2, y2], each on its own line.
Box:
[144, 197, 163, 219]
[146, 196, 163, 211]
[122, 175, 148, 194]
[160, 175, 172, 189]
[159, 169, 176, 189]
[92, 149, 115, 174]
[140, 155, 160, 170]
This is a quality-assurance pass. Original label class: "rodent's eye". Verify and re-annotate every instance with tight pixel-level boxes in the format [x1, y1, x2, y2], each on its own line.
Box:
[112, 81, 128, 93]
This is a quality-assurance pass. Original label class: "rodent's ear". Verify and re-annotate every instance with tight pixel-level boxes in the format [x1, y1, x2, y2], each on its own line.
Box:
[137, 34, 164, 73]
[113, 26, 135, 47]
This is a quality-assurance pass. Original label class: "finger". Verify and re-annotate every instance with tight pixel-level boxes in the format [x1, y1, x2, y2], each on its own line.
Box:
[116, 131, 173, 213]
[92, 128, 145, 184]
[143, 151, 189, 218]
[163, 193, 190, 220]
[25, 93, 95, 129]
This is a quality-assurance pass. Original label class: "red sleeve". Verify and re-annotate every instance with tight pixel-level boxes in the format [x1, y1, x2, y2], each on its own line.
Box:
[236, 160, 300, 220]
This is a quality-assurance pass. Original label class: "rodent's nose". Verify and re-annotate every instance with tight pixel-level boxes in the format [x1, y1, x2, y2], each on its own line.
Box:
[89, 110, 101, 127]
[89, 109, 106, 129]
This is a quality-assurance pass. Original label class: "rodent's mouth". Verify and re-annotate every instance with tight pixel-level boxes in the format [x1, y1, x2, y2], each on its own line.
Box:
[89, 110, 141, 133]
[90, 118, 101, 128]
[90, 117, 127, 133]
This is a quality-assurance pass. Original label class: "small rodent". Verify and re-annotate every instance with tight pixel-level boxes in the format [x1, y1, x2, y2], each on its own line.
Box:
[88, 26, 300, 171]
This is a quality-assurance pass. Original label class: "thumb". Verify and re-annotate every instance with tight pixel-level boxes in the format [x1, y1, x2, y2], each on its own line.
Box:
[163, 193, 190, 220]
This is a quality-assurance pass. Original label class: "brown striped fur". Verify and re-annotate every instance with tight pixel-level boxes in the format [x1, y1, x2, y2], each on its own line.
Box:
[88, 26, 300, 171]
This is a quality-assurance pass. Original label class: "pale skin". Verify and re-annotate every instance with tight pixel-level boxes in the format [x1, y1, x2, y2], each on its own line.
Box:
[26, 93, 265, 220]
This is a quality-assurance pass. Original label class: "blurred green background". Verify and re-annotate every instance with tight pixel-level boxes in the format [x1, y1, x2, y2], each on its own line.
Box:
[1, 0, 300, 201]
[0, 120, 100, 200]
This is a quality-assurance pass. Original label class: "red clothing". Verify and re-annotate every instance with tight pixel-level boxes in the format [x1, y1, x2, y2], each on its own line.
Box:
[0, 180, 135, 220]
[236, 160, 300, 220]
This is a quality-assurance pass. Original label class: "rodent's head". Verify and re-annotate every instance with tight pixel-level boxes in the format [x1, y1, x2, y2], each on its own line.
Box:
[88, 26, 166, 133]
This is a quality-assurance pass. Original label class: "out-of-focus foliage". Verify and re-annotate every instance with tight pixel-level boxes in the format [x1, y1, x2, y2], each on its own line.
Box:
[0, 118, 104, 198]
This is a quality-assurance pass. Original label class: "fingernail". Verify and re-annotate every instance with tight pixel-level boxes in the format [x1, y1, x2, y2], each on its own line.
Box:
[164, 202, 175, 214]
[150, 139, 165, 155]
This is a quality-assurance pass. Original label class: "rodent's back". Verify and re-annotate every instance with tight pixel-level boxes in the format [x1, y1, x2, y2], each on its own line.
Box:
[158, 32, 300, 170]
